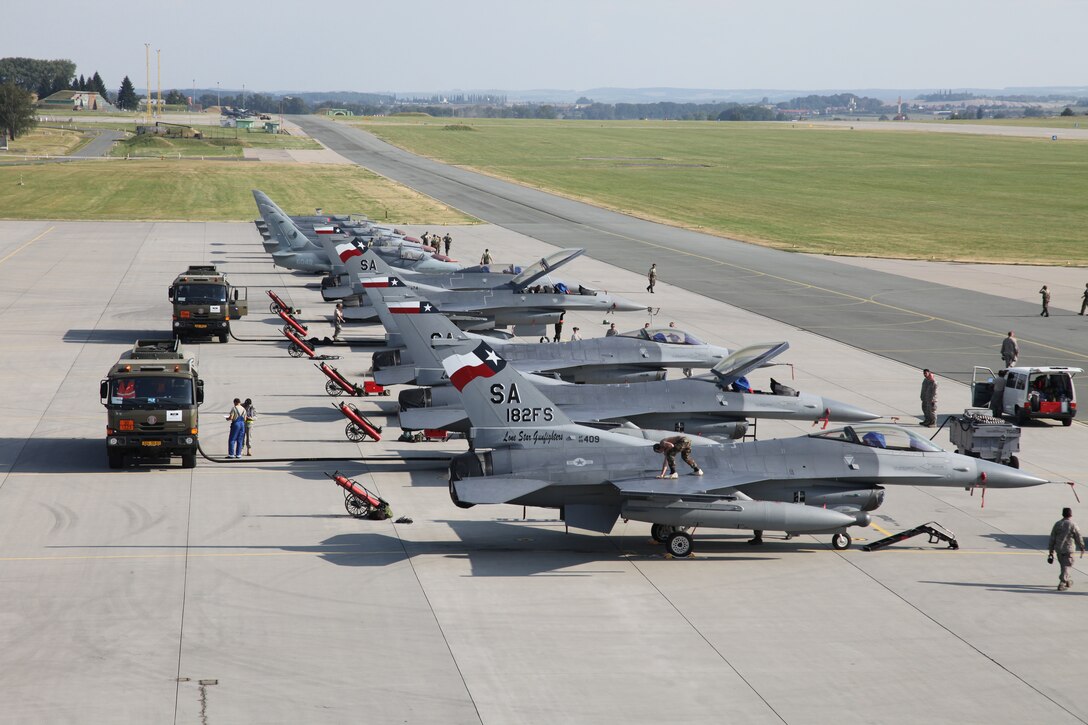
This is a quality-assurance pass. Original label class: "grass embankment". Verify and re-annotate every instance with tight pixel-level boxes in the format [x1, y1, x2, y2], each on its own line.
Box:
[0, 127, 87, 158]
[347, 116, 1088, 264]
[108, 126, 322, 157]
[0, 160, 477, 223]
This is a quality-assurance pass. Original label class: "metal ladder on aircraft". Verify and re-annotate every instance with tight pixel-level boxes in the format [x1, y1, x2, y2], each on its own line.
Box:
[862, 522, 959, 552]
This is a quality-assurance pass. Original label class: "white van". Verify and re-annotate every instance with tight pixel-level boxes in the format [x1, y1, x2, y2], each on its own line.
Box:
[972, 365, 1081, 426]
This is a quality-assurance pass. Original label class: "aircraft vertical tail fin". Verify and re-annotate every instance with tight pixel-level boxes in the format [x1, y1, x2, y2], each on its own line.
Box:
[440, 341, 646, 448]
[440, 339, 574, 429]
[252, 190, 316, 252]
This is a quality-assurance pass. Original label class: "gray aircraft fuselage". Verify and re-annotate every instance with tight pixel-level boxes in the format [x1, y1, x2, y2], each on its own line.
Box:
[450, 424, 1046, 534]
[400, 374, 878, 435]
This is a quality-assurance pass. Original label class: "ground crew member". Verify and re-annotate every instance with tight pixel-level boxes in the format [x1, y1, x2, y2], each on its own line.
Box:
[1039, 285, 1051, 317]
[553, 312, 564, 343]
[243, 398, 256, 456]
[421, 231, 430, 245]
[653, 435, 702, 478]
[480, 249, 493, 266]
[225, 398, 246, 459]
[647, 263, 657, 294]
[333, 303, 344, 340]
[1080, 283, 1088, 315]
[570, 326, 582, 341]
[920, 369, 938, 427]
[1001, 331, 1019, 368]
[443, 233, 452, 255]
[606, 323, 618, 336]
[1048, 507, 1084, 590]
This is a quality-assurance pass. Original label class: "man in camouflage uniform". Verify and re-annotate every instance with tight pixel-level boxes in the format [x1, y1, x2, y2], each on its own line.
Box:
[920, 369, 938, 427]
[1049, 507, 1084, 591]
[654, 435, 702, 479]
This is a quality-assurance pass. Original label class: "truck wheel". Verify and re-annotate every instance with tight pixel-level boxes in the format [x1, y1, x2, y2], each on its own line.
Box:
[107, 450, 123, 470]
[1008, 455, 1020, 469]
[181, 451, 197, 469]
[1063, 417, 1073, 427]
[1015, 406, 1028, 426]
[218, 332, 229, 343]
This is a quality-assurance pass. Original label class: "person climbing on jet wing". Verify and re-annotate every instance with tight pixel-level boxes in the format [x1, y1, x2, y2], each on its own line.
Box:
[654, 435, 702, 478]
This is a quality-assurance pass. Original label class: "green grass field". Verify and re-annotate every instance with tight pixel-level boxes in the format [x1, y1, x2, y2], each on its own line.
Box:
[0, 160, 476, 223]
[347, 116, 1088, 264]
[0, 127, 89, 158]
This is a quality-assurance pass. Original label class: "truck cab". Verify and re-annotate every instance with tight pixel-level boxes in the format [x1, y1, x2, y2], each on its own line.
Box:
[101, 339, 204, 468]
[168, 264, 248, 343]
[972, 365, 1081, 426]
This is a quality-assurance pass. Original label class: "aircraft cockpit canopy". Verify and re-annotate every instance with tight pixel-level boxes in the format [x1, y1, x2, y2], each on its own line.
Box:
[811, 425, 943, 452]
[623, 327, 705, 346]
[510, 248, 585, 288]
[399, 248, 426, 261]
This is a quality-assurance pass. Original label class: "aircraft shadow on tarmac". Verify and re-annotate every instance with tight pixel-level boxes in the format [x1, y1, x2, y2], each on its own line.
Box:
[920, 580, 1088, 596]
[982, 533, 1050, 550]
[307, 524, 780, 576]
[64, 329, 167, 344]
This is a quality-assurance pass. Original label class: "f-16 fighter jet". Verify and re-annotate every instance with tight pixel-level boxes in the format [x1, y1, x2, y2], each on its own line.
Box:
[438, 341, 1047, 556]
[365, 285, 727, 385]
[252, 190, 458, 273]
[347, 250, 643, 337]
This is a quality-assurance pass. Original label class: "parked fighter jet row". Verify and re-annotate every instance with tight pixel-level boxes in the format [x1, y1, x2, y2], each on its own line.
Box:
[253, 193, 1050, 557]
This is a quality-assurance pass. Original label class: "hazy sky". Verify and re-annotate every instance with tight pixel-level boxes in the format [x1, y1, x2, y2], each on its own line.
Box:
[4, 0, 1085, 93]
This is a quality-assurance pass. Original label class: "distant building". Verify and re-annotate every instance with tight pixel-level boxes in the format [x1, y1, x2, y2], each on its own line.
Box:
[38, 90, 117, 112]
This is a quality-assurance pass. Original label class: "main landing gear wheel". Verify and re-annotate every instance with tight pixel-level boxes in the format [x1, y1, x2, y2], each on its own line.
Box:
[344, 494, 371, 519]
[287, 343, 304, 358]
[831, 533, 851, 550]
[325, 379, 344, 396]
[345, 423, 366, 442]
[650, 524, 670, 543]
[667, 531, 693, 557]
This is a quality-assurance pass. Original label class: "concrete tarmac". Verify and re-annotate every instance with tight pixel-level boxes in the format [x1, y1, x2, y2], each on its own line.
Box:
[1, 220, 1088, 724]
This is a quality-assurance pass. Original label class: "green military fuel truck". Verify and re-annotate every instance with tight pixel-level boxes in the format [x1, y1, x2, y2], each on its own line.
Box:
[101, 339, 204, 469]
[168, 265, 248, 343]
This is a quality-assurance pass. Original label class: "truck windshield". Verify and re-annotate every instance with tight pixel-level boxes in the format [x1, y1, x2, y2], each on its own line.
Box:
[110, 377, 193, 407]
[174, 284, 227, 304]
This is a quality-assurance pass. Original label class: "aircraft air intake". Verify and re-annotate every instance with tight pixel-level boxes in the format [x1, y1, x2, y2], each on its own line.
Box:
[398, 388, 432, 410]
[372, 349, 401, 370]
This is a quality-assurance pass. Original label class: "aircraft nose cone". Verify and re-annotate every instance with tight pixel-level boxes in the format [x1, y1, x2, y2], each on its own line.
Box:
[822, 398, 881, 422]
[975, 458, 1049, 488]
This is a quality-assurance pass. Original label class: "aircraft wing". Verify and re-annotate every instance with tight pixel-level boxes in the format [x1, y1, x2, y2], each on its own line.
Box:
[613, 471, 774, 497]
[373, 366, 419, 386]
[453, 477, 553, 505]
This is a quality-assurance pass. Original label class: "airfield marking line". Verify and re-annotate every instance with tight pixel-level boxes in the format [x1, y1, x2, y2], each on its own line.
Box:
[869, 523, 892, 537]
[0, 226, 53, 266]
